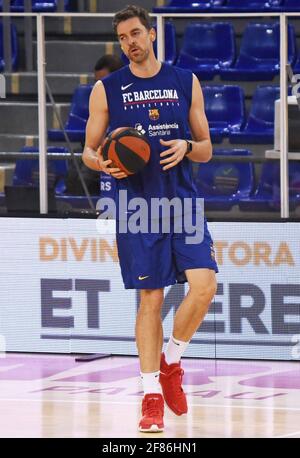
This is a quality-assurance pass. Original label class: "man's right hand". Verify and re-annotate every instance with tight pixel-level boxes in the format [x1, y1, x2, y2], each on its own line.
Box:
[97, 147, 128, 179]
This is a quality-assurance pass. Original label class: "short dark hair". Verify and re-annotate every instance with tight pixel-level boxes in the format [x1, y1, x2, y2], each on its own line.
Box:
[94, 54, 123, 73]
[112, 4, 152, 34]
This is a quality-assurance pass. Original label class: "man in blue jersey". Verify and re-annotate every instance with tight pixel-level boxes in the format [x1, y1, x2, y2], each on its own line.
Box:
[83, 5, 218, 433]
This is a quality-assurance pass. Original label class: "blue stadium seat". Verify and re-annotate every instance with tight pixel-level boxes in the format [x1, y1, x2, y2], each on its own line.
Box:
[239, 161, 300, 211]
[13, 147, 68, 195]
[176, 22, 235, 80]
[121, 22, 177, 66]
[220, 23, 296, 81]
[10, 0, 71, 12]
[153, 0, 219, 13]
[203, 86, 245, 143]
[48, 84, 93, 142]
[195, 149, 254, 211]
[282, 0, 300, 11]
[0, 21, 18, 72]
[223, 0, 282, 11]
[229, 86, 279, 144]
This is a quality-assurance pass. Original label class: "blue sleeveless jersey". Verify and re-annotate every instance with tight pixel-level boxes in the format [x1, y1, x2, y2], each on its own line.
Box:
[102, 63, 198, 208]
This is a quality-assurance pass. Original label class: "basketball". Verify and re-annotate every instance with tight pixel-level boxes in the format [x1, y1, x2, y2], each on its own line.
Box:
[101, 127, 151, 175]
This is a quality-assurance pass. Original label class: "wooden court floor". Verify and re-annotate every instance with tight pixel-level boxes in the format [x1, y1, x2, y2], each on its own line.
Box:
[0, 353, 300, 438]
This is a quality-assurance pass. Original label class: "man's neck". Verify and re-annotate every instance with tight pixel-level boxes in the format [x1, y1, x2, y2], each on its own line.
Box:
[129, 57, 161, 79]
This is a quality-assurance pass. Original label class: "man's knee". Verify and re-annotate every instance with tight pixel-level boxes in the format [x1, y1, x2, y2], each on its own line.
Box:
[189, 275, 217, 307]
[139, 289, 164, 314]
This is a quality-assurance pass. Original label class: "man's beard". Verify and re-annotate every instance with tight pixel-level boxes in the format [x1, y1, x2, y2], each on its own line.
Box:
[129, 47, 149, 63]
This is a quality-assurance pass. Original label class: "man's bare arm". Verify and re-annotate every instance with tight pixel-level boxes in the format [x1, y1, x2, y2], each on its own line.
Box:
[187, 74, 212, 163]
[82, 81, 108, 171]
[82, 81, 127, 179]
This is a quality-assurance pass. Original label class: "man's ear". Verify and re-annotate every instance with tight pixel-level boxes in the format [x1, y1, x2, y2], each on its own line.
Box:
[150, 27, 156, 41]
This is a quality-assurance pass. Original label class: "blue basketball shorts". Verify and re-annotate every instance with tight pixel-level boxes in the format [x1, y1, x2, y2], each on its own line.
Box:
[116, 216, 218, 290]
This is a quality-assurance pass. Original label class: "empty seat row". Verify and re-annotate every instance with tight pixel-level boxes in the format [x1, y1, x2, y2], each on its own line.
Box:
[0, 1, 72, 12]
[205, 85, 280, 144]
[204, 85, 279, 144]
[2, 0, 299, 13]
[9, 147, 300, 212]
[119, 21, 300, 81]
[49, 84, 279, 145]
[154, 0, 300, 13]
[176, 22, 299, 81]
[196, 150, 300, 211]
[1, 20, 300, 79]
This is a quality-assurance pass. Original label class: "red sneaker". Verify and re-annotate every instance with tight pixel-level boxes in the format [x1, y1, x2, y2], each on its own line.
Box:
[159, 353, 188, 416]
[138, 393, 164, 433]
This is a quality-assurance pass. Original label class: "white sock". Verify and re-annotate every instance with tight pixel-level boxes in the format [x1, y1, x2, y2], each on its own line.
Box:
[165, 335, 190, 365]
[140, 371, 162, 395]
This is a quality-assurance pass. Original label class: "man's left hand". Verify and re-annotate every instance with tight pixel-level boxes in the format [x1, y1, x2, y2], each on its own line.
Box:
[159, 139, 187, 171]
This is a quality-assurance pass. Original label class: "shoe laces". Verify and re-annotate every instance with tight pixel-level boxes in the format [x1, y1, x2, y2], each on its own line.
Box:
[143, 397, 162, 417]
